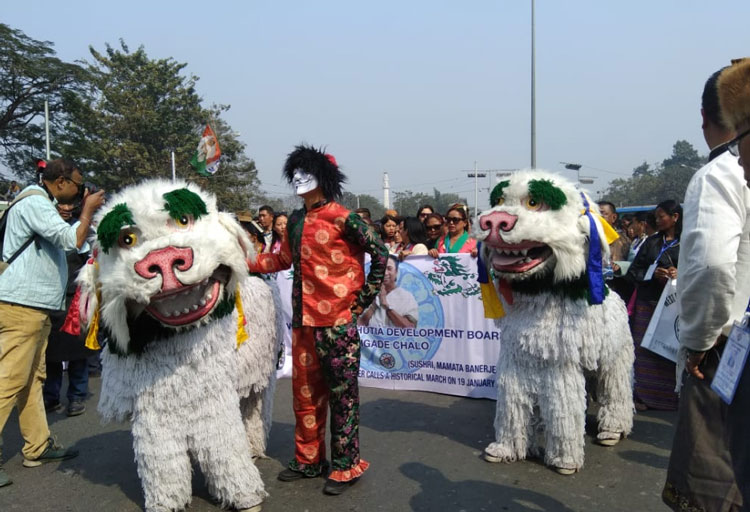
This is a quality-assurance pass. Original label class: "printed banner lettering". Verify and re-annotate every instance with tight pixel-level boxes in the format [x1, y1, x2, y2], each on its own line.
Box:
[276, 254, 501, 399]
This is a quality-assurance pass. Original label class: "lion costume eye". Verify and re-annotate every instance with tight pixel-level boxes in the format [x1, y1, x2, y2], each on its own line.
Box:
[171, 214, 194, 231]
[524, 197, 547, 211]
[494, 197, 505, 207]
[117, 229, 139, 249]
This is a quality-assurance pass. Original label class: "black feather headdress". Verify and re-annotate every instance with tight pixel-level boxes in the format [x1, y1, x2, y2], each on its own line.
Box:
[282, 144, 347, 201]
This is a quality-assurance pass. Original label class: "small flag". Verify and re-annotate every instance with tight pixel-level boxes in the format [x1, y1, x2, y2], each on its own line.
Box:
[190, 124, 222, 176]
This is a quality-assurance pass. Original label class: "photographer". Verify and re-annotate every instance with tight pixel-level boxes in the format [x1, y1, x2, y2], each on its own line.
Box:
[0, 158, 104, 488]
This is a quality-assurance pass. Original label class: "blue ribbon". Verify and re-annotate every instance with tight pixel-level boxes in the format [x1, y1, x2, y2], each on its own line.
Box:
[580, 193, 605, 305]
[476, 241, 489, 284]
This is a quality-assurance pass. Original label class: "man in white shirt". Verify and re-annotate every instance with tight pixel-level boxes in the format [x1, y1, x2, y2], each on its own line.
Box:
[0, 159, 105, 488]
[663, 63, 750, 511]
[716, 57, 750, 507]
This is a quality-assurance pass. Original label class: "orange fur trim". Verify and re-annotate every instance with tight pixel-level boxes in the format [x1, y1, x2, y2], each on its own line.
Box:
[328, 460, 370, 482]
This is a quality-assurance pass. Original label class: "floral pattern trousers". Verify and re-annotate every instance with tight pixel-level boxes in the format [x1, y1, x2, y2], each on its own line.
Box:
[288, 321, 369, 482]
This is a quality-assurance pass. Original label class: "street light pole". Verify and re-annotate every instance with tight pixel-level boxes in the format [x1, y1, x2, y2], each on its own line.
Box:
[473, 161, 478, 219]
[530, 0, 536, 169]
[561, 162, 594, 185]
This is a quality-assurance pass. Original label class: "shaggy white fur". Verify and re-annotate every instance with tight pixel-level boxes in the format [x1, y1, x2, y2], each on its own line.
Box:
[78, 180, 281, 511]
[476, 170, 634, 473]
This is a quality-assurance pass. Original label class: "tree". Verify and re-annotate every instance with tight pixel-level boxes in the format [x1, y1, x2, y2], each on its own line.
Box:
[59, 41, 261, 211]
[0, 24, 88, 180]
[631, 161, 652, 177]
[339, 191, 385, 218]
[391, 190, 432, 218]
[429, 188, 469, 216]
[600, 140, 706, 206]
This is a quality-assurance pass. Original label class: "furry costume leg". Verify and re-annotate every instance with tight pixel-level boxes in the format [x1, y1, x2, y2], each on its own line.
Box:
[595, 344, 635, 439]
[132, 413, 192, 512]
[191, 391, 267, 510]
[538, 367, 587, 470]
[240, 375, 277, 458]
[485, 364, 535, 462]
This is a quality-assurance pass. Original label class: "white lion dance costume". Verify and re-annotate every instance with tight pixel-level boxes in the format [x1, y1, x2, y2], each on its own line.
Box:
[475, 171, 634, 475]
[67, 180, 280, 511]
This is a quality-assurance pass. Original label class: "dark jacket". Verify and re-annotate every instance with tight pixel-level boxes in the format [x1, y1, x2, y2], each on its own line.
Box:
[624, 233, 680, 303]
[46, 245, 92, 362]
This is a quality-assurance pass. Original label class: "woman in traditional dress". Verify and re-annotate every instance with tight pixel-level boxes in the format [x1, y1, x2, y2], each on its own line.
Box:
[431, 204, 477, 257]
[625, 199, 682, 411]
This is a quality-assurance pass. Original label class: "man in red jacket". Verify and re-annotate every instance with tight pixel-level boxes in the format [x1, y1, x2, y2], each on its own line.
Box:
[247, 145, 387, 495]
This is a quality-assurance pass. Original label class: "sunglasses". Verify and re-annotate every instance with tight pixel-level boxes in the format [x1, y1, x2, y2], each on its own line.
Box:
[65, 177, 85, 192]
[425, 224, 443, 231]
[446, 216, 465, 224]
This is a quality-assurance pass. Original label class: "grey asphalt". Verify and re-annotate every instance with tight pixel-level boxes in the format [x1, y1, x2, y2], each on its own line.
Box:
[0, 377, 676, 512]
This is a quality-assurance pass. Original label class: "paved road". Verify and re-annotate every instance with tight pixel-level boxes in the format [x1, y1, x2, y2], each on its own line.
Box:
[0, 377, 676, 512]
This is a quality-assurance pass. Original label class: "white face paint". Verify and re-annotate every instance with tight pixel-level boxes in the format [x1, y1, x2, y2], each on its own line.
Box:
[292, 169, 319, 196]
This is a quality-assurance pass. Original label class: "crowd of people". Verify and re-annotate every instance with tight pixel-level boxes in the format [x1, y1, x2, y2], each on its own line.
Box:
[0, 57, 749, 511]
[235, 200, 483, 263]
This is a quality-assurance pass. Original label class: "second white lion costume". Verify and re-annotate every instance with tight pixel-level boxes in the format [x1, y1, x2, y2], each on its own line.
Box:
[475, 171, 634, 474]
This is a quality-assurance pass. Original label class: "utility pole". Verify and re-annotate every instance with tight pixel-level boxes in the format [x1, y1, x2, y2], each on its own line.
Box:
[530, 0, 536, 169]
[44, 100, 51, 160]
[467, 162, 487, 219]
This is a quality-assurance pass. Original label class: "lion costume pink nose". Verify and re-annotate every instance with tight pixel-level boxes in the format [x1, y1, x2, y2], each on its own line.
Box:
[479, 211, 518, 245]
[135, 246, 194, 291]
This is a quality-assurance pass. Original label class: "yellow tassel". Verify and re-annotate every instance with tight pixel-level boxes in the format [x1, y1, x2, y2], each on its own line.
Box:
[85, 292, 101, 350]
[582, 208, 620, 245]
[480, 281, 505, 319]
[235, 286, 249, 348]
[597, 213, 620, 245]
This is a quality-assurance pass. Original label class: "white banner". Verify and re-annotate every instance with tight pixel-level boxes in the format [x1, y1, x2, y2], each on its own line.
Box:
[275, 254, 501, 399]
[640, 278, 680, 362]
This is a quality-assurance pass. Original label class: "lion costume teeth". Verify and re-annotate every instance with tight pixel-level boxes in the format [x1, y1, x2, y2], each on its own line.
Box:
[75, 179, 282, 511]
[475, 170, 634, 474]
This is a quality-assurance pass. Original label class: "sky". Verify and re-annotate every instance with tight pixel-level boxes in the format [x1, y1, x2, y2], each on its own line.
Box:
[4, 1, 750, 211]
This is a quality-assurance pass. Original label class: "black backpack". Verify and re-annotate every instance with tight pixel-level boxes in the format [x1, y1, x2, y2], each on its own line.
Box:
[0, 189, 48, 274]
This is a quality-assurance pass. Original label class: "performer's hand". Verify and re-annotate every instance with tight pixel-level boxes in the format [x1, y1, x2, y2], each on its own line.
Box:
[666, 266, 677, 279]
[470, 248, 478, 258]
[686, 351, 706, 380]
[351, 304, 363, 316]
[428, 248, 439, 258]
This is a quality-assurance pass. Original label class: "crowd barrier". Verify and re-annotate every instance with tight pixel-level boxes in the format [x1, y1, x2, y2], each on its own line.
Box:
[275, 253, 500, 400]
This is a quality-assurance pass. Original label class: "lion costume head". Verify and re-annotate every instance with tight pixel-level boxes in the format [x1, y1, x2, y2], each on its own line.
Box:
[76, 179, 255, 355]
[475, 170, 612, 297]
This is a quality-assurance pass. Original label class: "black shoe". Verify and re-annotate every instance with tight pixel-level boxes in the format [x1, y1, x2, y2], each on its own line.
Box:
[67, 401, 86, 417]
[44, 400, 64, 413]
[323, 477, 359, 495]
[278, 468, 307, 482]
[22, 438, 79, 468]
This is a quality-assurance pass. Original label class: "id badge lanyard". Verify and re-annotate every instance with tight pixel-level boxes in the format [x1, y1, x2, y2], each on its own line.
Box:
[711, 296, 750, 404]
[644, 238, 678, 281]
